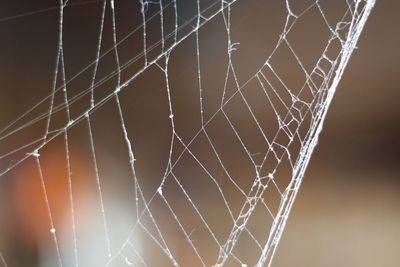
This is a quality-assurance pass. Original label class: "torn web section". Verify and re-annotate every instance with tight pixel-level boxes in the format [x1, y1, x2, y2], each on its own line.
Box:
[0, 0, 375, 267]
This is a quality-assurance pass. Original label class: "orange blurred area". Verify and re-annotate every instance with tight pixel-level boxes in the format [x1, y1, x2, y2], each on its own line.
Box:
[11, 142, 93, 246]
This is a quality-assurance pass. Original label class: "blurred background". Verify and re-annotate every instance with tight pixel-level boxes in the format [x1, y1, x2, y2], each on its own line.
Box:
[276, 0, 400, 266]
[0, 0, 398, 266]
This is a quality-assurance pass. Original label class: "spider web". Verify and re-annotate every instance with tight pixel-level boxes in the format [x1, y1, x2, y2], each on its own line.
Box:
[0, 0, 374, 266]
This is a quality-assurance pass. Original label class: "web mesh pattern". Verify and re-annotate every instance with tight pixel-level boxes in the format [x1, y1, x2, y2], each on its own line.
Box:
[0, 0, 374, 266]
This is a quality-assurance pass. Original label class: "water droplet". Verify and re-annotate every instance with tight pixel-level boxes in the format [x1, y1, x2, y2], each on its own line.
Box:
[50, 227, 56, 234]
[157, 187, 163, 196]
[125, 257, 133, 266]
[29, 150, 40, 157]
